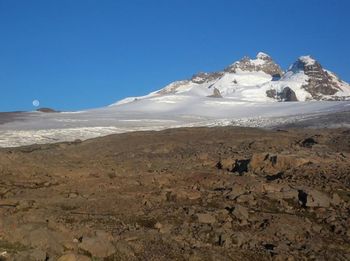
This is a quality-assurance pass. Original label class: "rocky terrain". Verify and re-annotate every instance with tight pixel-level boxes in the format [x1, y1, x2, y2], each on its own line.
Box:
[0, 126, 349, 260]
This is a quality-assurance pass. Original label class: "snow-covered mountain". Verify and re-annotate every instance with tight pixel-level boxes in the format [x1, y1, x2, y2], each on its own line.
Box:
[1, 52, 350, 148]
[113, 52, 350, 105]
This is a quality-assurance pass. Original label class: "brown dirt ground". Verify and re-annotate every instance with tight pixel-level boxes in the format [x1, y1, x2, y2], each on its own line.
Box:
[0, 127, 349, 260]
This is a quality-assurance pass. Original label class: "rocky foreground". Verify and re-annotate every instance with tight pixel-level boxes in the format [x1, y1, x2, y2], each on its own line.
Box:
[0, 127, 349, 260]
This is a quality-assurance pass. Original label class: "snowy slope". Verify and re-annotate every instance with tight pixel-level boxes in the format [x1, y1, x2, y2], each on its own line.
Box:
[1, 100, 349, 147]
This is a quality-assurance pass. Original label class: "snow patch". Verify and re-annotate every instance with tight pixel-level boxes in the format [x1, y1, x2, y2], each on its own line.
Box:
[299, 55, 316, 66]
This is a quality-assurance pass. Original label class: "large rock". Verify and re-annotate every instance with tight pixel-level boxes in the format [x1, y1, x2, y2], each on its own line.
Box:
[305, 190, 331, 208]
[231, 159, 250, 175]
[278, 87, 298, 101]
[79, 231, 116, 258]
[249, 153, 309, 174]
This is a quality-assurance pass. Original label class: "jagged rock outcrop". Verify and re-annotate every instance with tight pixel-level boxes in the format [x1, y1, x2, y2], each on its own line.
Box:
[266, 87, 298, 102]
[207, 87, 222, 98]
[224, 52, 283, 77]
[191, 72, 224, 84]
[157, 80, 190, 94]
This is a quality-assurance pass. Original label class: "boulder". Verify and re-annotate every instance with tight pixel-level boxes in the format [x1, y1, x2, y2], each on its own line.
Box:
[249, 153, 309, 174]
[300, 137, 318, 148]
[306, 190, 331, 208]
[278, 87, 298, 101]
[231, 159, 250, 175]
[79, 231, 116, 258]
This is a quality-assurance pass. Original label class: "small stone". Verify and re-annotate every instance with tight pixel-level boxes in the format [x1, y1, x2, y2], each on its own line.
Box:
[68, 192, 79, 199]
[17, 200, 35, 210]
[232, 205, 249, 221]
[312, 224, 322, 233]
[77, 256, 92, 261]
[154, 222, 162, 230]
[159, 224, 172, 234]
[226, 185, 246, 200]
[58, 254, 91, 261]
[236, 194, 255, 205]
[114, 241, 136, 259]
[187, 191, 201, 200]
[29, 250, 47, 261]
[331, 193, 342, 206]
[231, 231, 247, 247]
[196, 213, 216, 224]
[63, 241, 76, 251]
[58, 253, 77, 261]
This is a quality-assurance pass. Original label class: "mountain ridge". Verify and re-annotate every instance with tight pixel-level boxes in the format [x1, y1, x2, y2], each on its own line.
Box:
[113, 52, 350, 106]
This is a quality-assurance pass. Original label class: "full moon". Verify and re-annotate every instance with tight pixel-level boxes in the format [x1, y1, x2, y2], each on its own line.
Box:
[32, 100, 40, 107]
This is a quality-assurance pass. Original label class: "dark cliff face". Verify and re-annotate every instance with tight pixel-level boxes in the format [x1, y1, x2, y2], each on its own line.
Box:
[279, 87, 298, 101]
[224, 53, 283, 78]
[266, 87, 298, 102]
[291, 57, 342, 99]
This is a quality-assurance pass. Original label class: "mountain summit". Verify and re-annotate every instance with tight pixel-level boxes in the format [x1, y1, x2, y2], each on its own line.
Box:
[287, 56, 349, 100]
[224, 52, 283, 78]
[114, 52, 350, 105]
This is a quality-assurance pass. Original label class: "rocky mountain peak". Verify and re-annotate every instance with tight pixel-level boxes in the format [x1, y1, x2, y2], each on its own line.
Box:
[225, 52, 283, 77]
[289, 55, 319, 72]
[190, 52, 282, 85]
[256, 52, 272, 60]
[288, 55, 346, 99]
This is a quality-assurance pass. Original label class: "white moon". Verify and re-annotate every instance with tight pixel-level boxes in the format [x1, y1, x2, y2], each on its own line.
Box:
[32, 100, 40, 107]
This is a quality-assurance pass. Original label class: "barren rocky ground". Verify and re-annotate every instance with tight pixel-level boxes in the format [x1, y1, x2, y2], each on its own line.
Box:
[0, 127, 349, 260]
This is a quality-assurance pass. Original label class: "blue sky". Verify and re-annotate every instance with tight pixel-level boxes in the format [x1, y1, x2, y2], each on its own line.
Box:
[0, 0, 349, 111]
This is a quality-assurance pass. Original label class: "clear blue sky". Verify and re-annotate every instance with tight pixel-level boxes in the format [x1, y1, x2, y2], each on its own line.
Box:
[1, 0, 349, 111]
